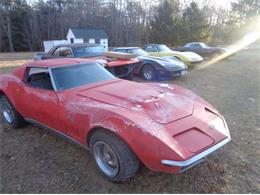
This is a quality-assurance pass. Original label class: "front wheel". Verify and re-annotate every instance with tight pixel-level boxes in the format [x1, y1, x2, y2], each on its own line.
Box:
[0, 96, 26, 128]
[142, 64, 156, 80]
[125, 71, 134, 81]
[89, 130, 140, 182]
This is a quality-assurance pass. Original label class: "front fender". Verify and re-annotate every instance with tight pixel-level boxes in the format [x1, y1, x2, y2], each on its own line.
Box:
[87, 109, 184, 172]
[135, 60, 167, 74]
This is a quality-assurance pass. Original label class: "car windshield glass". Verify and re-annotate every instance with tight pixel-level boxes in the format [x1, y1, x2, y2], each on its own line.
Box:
[73, 46, 106, 57]
[132, 48, 148, 56]
[51, 63, 115, 90]
[201, 43, 209, 48]
[157, 45, 172, 52]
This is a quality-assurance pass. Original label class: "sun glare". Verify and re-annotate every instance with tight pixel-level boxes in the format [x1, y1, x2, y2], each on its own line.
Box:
[194, 30, 260, 71]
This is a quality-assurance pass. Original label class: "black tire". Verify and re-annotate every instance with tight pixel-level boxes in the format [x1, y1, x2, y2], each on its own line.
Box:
[0, 95, 26, 128]
[142, 64, 156, 80]
[126, 71, 134, 81]
[89, 129, 140, 182]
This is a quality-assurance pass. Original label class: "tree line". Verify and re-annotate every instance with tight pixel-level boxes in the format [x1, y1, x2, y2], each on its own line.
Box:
[0, 0, 259, 52]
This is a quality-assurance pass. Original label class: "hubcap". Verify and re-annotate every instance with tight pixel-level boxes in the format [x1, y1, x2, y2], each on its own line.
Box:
[143, 66, 154, 80]
[2, 104, 13, 124]
[93, 141, 119, 177]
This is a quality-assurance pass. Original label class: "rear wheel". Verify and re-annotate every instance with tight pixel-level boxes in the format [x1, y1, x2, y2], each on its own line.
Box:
[0, 96, 26, 128]
[142, 64, 156, 80]
[89, 130, 140, 182]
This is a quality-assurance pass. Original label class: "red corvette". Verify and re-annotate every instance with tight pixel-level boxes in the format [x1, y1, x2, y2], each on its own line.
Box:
[0, 58, 231, 182]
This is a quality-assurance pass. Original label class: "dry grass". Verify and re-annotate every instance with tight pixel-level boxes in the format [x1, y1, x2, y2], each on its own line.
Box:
[0, 52, 35, 61]
[0, 52, 35, 74]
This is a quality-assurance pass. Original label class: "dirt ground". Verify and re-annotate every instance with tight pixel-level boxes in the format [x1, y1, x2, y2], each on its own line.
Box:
[0, 49, 259, 193]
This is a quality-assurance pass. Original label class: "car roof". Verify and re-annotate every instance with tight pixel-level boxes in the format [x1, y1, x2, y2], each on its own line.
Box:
[114, 47, 140, 50]
[144, 44, 166, 47]
[186, 42, 204, 45]
[53, 43, 101, 48]
[26, 58, 97, 68]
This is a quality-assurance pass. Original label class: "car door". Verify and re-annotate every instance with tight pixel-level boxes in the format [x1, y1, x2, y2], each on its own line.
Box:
[21, 67, 65, 132]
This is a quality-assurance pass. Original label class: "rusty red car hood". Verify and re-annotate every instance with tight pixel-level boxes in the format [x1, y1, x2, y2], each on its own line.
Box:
[77, 80, 194, 124]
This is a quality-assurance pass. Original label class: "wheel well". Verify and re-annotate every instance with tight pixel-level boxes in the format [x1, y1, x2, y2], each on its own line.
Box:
[141, 63, 156, 73]
[86, 127, 122, 147]
[86, 127, 101, 146]
[86, 127, 142, 163]
[86, 127, 129, 149]
[0, 90, 5, 98]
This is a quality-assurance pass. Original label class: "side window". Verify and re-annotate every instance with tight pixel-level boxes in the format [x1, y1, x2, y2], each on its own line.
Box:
[53, 47, 73, 57]
[190, 44, 201, 49]
[115, 49, 126, 53]
[184, 44, 191, 48]
[26, 67, 54, 91]
[145, 46, 157, 52]
[53, 47, 62, 56]
[125, 49, 133, 53]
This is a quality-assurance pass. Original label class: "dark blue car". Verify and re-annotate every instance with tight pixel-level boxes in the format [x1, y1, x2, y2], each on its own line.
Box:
[113, 47, 188, 81]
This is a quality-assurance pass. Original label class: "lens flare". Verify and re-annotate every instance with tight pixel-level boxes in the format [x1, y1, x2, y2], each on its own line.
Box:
[194, 30, 260, 71]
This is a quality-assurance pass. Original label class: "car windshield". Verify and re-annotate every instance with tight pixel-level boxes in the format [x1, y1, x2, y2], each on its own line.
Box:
[73, 46, 106, 57]
[157, 45, 172, 52]
[201, 43, 209, 48]
[51, 63, 115, 90]
[131, 48, 148, 56]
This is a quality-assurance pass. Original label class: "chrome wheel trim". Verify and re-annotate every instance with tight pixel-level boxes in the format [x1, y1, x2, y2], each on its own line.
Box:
[143, 66, 154, 80]
[1, 102, 13, 124]
[93, 141, 119, 177]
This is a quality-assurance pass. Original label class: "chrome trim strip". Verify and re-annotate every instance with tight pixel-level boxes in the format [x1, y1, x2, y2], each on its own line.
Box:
[161, 137, 231, 167]
[178, 158, 204, 173]
[48, 68, 58, 91]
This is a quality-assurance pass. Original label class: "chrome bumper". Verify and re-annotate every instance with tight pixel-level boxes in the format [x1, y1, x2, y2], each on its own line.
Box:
[161, 137, 231, 168]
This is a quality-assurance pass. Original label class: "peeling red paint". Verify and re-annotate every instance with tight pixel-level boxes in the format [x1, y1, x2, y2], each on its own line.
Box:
[0, 58, 230, 173]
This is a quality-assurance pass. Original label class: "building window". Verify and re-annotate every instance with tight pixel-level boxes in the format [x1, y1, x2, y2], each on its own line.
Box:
[70, 38, 74, 43]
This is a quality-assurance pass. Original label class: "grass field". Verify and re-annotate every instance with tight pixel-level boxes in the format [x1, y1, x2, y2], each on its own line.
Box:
[0, 49, 260, 193]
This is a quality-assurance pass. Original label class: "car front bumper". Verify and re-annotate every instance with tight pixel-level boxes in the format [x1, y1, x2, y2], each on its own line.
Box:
[156, 69, 188, 80]
[161, 136, 231, 172]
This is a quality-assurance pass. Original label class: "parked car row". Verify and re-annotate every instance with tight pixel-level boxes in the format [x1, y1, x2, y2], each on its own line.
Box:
[34, 42, 233, 81]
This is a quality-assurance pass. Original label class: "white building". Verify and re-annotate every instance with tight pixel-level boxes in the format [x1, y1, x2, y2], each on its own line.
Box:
[43, 40, 69, 53]
[66, 28, 108, 50]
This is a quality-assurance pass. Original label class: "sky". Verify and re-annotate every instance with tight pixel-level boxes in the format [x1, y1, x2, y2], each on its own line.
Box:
[213, 0, 233, 8]
[27, 0, 234, 9]
[184, 0, 233, 9]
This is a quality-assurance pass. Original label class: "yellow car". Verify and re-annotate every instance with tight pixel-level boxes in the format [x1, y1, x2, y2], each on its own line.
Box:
[144, 44, 203, 66]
